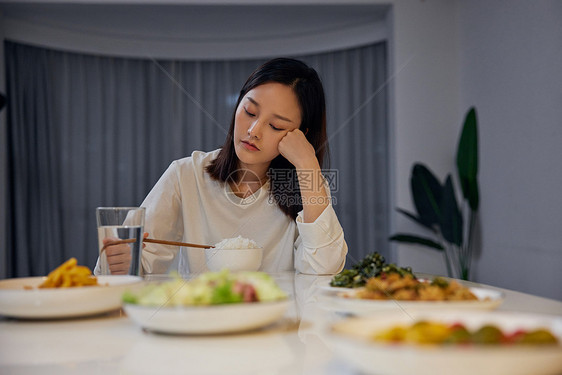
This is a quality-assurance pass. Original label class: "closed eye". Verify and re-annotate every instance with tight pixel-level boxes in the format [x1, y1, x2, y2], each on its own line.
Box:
[244, 107, 255, 117]
[269, 124, 282, 131]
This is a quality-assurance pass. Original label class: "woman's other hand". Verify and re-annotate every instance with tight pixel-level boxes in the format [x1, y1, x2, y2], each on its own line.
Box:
[278, 128, 328, 223]
[278, 128, 319, 170]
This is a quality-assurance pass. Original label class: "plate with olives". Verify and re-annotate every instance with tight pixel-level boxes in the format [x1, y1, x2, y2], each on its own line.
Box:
[328, 310, 562, 375]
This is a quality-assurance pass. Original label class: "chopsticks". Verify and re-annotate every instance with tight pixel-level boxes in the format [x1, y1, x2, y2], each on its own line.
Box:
[144, 238, 213, 249]
[100, 238, 136, 253]
[100, 238, 212, 253]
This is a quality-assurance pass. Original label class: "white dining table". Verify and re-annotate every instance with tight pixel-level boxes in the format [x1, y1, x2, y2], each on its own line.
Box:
[1, 273, 561, 375]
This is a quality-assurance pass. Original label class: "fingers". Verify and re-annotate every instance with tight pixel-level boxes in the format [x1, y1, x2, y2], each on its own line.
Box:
[102, 235, 146, 274]
[108, 263, 131, 275]
[280, 128, 308, 149]
[104, 241, 132, 275]
[143, 232, 149, 248]
[281, 128, 303, 141]
[278, 129, 317, 169]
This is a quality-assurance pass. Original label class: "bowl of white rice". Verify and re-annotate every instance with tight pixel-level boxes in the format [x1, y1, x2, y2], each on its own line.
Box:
[205, 236, 263, 272]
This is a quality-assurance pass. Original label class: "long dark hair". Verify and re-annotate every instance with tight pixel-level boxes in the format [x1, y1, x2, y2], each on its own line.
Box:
[206, 58, 328, 219]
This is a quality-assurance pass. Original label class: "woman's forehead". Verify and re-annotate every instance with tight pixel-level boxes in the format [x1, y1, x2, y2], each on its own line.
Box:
[243, 83, 301, 122]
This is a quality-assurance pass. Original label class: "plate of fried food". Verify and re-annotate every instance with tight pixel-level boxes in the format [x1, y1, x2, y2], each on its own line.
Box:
[320, 252, 503, 315]
[321, 273, 504, 315]
[0, 258, 142, 319]
[328, 310, 562, 375]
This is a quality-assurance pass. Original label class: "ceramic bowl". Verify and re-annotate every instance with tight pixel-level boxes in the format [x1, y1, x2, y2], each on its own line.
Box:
[205, 247, 263, 272]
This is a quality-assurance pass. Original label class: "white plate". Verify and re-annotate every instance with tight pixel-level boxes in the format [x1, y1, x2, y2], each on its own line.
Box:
[328, 310, 562, 375]
[320, 286, 504, 315]
[123, 299, 290, 334]
[0, 275, 143, 319]
[317, 285, 355, 294]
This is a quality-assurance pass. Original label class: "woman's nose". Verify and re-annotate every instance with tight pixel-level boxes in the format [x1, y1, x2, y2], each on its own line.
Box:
[247, 120, 263, 139]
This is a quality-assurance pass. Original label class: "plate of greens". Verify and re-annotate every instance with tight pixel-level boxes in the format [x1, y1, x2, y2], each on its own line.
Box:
[326, 252, 415, 290]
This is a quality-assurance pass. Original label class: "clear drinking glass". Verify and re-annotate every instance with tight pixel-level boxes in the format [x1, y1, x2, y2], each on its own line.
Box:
[96, 207, 145, 275]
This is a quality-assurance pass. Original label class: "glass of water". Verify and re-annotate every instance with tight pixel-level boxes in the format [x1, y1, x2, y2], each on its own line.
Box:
[96, 207, 145, 276]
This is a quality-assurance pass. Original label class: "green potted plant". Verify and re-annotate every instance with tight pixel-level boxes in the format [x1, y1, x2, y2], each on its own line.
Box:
[390, 107, 479, 280]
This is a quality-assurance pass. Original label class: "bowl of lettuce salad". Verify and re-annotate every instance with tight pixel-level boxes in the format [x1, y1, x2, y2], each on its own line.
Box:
[122, 271, 290, 334]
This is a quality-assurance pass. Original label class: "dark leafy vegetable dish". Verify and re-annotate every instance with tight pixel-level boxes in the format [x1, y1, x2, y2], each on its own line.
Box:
[373, 321, 559, 346]
[330, 252, 414, 288]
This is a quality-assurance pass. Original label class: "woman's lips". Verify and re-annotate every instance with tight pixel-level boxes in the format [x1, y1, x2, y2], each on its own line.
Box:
[241, 140, 260, 151]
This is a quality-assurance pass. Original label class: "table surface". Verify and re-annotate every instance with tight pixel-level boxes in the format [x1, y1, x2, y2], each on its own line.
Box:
[1, 273, 561, 375]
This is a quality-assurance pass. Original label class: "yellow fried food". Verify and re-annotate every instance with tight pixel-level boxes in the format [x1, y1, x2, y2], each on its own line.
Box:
[354, 274, 477, 301]
[38, 257, 98, 288]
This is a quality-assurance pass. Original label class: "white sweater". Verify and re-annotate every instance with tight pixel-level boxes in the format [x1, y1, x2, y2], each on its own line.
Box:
[102, 149, 348, 275]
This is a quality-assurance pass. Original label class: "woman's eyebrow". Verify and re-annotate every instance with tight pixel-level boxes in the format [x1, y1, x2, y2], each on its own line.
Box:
[246, 96, 293, 123]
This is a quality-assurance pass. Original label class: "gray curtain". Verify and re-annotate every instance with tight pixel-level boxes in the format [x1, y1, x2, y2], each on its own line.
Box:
[5, 41, 388, 276]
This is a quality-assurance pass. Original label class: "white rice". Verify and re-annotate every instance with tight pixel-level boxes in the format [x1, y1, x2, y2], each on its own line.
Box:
[213, 235, 261, 250]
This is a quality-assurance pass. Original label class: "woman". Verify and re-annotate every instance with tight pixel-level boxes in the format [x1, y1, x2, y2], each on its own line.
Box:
[98, 58, 347, 275]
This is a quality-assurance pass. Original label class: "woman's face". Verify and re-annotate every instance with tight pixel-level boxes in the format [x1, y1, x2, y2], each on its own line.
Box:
[233, 82, 302, 175]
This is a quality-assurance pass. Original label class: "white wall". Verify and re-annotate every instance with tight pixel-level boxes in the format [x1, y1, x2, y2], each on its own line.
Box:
[387, 0, 562, 300]
[389, 0, 460, 275]
[391, 0, 562, 300]
[457, 0, 562, 300]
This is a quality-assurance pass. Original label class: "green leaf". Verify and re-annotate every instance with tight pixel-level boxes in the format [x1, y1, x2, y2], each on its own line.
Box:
[439, 175, 463, 247]
[411, 164, 443, 227]
[466, 177, 479, 211]
[122, 290, 138, 304]
[456, 107, 479, 210]
[211, 280, 243, 304]
[395, 208, 437, 232]
[389, 234, 444, 251]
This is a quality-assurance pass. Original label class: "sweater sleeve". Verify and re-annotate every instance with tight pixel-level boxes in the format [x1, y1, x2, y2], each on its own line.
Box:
[139, 161, 185, 274]
[293, 180, 348, 275]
